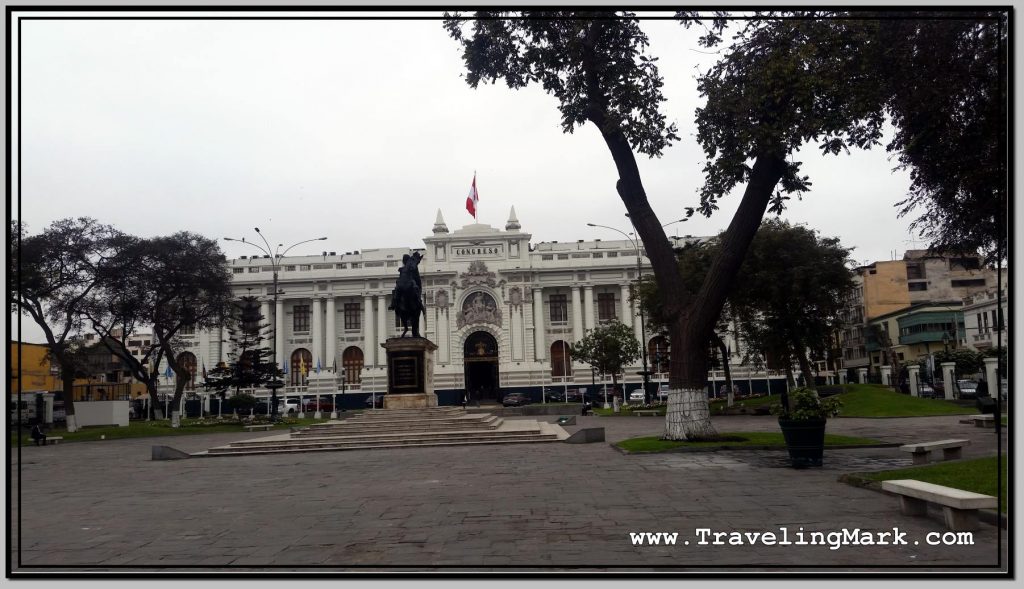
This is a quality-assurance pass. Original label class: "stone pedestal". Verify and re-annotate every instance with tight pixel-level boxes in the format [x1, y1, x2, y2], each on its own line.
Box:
[381, 337, 439, 409]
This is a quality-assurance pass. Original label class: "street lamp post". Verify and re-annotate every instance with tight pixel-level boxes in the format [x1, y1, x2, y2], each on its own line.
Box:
[224, 229, 327, 419]
[586, 218, 686, 404]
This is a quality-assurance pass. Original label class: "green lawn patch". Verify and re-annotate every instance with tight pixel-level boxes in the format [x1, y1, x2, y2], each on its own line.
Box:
[856, 456, 1008, 513]
[10, 415, 334, 445]
[835, 384, 979, 417]
[616, 432, 886, 453]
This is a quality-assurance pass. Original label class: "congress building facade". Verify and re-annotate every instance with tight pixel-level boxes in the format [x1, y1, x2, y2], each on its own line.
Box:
[178, 208, 709, 405]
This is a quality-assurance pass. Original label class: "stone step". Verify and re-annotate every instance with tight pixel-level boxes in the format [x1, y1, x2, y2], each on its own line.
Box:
[232, 427, 539, 447]
[224, 428, 548, 446]
[294, 419, 504, 437]
[306, 415, 499, 430]
[320, 417, 487, 428]
[202, 434, 559, 456]
[357, 407, 465, 416]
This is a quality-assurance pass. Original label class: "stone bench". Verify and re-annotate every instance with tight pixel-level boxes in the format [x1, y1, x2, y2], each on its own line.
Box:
[45, 436, 63, 445]
[881, 479, 997, 531]
[632, 410, 660, 417]
[243, 424, 274, 432]
[899, 439, 970, 465]
[973, 415, 995, 428]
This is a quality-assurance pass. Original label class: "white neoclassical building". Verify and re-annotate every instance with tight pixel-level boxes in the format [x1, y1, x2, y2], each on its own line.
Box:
[175, 208, 723, 406]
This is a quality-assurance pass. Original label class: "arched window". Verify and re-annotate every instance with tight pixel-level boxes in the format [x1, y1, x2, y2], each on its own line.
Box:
[290, 348, 312, 386]
[176, 352, 197, 390]
[550, 340, 572, 378]
[342, 346, 364, 385]
[649, 336, 670, 374]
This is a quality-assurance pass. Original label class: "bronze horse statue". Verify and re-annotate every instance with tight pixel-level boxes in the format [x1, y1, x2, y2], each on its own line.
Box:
[389, 251, 426, 337]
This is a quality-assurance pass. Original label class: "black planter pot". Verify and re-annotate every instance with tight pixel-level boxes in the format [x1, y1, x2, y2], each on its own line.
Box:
[778, 417, 827, 468]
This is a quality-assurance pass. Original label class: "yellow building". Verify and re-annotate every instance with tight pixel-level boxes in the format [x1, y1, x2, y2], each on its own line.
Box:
[10, 342, 61, 394]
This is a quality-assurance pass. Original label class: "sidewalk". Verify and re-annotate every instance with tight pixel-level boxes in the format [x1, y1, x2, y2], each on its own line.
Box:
[9, 414, 1008, 571]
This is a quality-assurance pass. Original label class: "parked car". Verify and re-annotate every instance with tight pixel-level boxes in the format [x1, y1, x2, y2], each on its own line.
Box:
[502, 392, 531, 407]
[278, 398, 301, 414]
[955, 380, 979, 399]
[365, 394, 386, 408]
[303, 398, 334, 412]
[628, 390, 646, 404]
[918, 383, 937, 398]
[657, 385, 670, 402]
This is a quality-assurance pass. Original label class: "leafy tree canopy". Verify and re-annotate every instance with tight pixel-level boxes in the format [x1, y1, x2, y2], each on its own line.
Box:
[569, 320, 641, 382]
[679, 10, 1007, 259]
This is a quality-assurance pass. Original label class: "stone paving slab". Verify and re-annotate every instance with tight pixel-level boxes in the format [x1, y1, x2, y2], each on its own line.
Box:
[9, 414, 1008, 572]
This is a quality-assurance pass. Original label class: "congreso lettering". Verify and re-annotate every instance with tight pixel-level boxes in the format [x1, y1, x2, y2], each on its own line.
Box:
[455, 246, 502, 256]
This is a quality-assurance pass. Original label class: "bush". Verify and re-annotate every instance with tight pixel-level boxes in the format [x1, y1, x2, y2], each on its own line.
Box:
[771, 388, 841, 421]
[226, 393, 257, 413]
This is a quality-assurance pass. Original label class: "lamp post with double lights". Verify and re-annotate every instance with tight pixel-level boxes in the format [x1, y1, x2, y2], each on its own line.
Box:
[224, 229, 327, 418]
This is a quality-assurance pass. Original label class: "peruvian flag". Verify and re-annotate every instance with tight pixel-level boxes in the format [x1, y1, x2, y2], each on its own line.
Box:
[465, 173, 479, 219]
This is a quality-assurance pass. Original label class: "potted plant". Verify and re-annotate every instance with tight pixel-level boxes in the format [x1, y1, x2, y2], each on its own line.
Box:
[771, 388, 842, 468]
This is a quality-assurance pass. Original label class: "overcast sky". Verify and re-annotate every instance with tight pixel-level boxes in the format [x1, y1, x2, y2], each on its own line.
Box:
[14, 11, 970, 342]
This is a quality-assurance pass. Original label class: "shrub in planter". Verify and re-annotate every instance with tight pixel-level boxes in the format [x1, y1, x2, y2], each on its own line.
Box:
[771, 388, 842, 468]
[226, 393, 257, 415]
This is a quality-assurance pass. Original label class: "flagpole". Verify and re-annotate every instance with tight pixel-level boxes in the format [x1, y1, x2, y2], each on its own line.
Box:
[474, 170, 478, 224]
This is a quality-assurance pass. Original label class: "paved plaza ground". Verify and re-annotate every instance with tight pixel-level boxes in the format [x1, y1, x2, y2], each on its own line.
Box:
[9, 413, 1009, 572]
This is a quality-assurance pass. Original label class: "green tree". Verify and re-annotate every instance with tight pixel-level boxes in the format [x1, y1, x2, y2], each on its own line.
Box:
[204, 296, 284, 415]
[10, 218, 121, 431]
[446, 11, 1006, 439]
[86, 232, 233, 424]
[569, 321, 641, 403]
[637, 221, 855, 409]
[933, 348, 984, 379]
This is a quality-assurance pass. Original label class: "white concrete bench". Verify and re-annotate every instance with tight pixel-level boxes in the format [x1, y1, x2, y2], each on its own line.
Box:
[243, 424, 274, 432]
[899, 439, 970, 465]
[632, 410, 660, 417]
[973, 415, 995, 428]
[46, 436, 63, 445]
[881, 479, 997, 531]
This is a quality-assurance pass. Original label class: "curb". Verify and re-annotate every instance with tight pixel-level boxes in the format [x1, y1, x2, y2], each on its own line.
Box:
[613, 442, 900, 455]
[838, 473, 1007, 529]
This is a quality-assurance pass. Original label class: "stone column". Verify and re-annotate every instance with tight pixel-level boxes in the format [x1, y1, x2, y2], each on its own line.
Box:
[218, 324, 227, 363]
[880, 365, 892, 386]
[571, 287, 583, 342]
[511, 304, 524, 361]
[907, 364, 920, 397]
[983, 357, 999, 397]
[857, 368, 867, 384]
[838, 371, 846, 385]
[941, 362, 956, 400]
[533, 288, 546, 361]
[363, 295, 375, 368]
[312, 297, 323, 368]
[583, 286, 595, 332]
[325, 296, 336, 372]
[260, 300, 272, 329]
[620, 284, 632, 330]
[376, 295, 387, 365]
[275, 299, 285, 368]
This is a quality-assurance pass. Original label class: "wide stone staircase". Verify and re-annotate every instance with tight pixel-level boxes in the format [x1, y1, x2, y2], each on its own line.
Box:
[195, 407, 568, 457]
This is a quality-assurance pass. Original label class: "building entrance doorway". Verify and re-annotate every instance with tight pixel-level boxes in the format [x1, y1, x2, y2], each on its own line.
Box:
[464, 331, 499, 403]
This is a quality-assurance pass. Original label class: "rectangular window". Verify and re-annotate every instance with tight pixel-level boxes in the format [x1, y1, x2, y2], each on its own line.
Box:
[549, 294, 568, 323]
[949, 257, 981, 271]
[299, 265, 311, 271]
[908, 282, 928, 292]
[541, 255, 553, 260]
[597, 292, 616, 321]
[293, 305, 310, 332]
[906, 263, 926, 280]
[284, 265, 296, 271]
[557, 254, 569, 260]
[233, 268, 244, 274]
[951, 278, 986, 288]
[607, 252, 618, 258]
[180, 326, 195, 335]
[248, 267, 260, 273]
[592, 253, 604, 258]
[344, 303, 361, 330]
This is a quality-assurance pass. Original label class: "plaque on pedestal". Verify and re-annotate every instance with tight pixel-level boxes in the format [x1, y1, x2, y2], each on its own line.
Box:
[381, 337, 439, 409]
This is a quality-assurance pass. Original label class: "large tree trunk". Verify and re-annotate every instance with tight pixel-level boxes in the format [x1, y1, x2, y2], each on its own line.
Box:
[60, 363, 78, 433]
[796, 347, 814, 389]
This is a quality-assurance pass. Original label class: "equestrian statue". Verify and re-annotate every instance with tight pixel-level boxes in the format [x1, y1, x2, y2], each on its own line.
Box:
[388, 251, 426, 338]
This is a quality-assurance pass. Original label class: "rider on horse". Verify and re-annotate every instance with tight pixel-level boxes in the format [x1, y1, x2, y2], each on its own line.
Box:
[388, 251, 425, 337]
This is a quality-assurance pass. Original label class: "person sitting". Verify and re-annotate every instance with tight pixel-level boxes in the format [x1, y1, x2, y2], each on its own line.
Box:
[30, 424, 47, 446]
